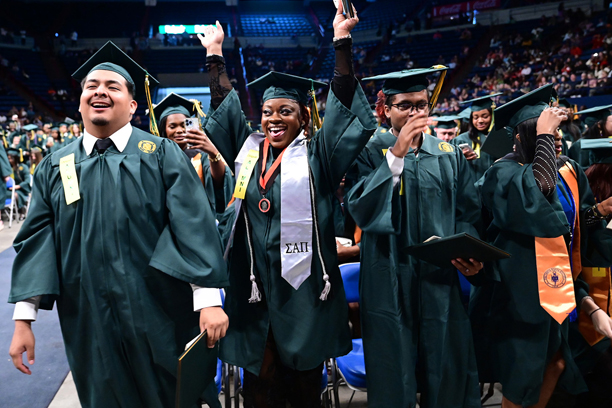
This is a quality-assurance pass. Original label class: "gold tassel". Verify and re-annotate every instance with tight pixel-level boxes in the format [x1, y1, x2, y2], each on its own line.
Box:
[19, 148, 23, 163]
[488, 104, 496, 133]
[429, 65, 448, 110]
[145, 75, 160, 137]
[310, 81, 322, 133]
[190, 99, 207, 130]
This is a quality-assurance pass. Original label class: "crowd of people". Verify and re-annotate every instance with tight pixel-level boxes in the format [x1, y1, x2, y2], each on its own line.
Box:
[2, 3, 612, 408]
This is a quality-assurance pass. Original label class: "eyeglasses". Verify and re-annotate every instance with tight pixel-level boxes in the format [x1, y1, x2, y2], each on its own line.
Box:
[390, 102, 430, 113]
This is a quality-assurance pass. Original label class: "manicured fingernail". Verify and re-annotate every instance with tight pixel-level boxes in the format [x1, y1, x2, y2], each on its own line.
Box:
[29, 360, 34, 364]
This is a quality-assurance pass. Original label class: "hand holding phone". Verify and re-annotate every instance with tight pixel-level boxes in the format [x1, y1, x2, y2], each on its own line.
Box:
[458, 143, 478, 161]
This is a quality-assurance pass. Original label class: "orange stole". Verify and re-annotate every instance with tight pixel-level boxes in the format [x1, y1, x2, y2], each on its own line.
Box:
[191, 153, 204, 184]
[535, 165, 581, 325]
[579, 267, 612, 345]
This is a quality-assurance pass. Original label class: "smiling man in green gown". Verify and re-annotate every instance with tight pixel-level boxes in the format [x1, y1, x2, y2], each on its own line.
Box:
[7, 41, 229, 408]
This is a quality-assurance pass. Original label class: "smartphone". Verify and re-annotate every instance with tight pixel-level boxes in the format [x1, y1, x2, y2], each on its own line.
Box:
[184, 117, 199, 131]
[333, 0, 354, 18]
[458, 143, 475, 155]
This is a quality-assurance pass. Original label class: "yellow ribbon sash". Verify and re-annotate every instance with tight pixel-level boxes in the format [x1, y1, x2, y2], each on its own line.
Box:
[579, 266, 612, 345]
[233, 149, 259, 200]
[59, 154, 80, 205]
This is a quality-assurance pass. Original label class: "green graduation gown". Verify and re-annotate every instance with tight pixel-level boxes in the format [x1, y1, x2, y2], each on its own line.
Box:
[203, 87, 376, 375]
[450, 131, 494, 187]
[185, 148, 234, 218]
[346, 133, 482, 408]
[568, 139, 591, 169]
[479, 156, 590, 406]
[9, 127, 229, 408]
[48, 138, 65, 154]
[11, 163, 31, 209]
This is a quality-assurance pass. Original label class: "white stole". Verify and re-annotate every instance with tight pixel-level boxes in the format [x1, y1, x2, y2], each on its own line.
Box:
[230, 132, 313, 290]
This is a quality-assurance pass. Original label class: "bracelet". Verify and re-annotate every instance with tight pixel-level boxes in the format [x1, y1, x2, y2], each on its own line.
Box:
[593, 203, 608, 218]
[590, 308, 602, 318]
[209, 152, 222, 163]
[333, 34, 352, 42]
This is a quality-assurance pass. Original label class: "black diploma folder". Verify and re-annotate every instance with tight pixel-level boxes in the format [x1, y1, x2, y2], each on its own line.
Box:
[175, 330, 218, 408]
[405, 233, 510, 268]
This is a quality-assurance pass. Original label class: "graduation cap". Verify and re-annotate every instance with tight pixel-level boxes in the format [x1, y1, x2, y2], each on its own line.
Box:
[481, 127, 514, 159]
[153, 93, 196, 123]
[247, 72, 328, 131]
[22, 124, 38, 132]
[434, 115, 460, 129]
[7, 147, 23, 162]
[71, 41, 161, 135]
[493, 84, 553, 133]
[575, 105, 612, 129]
[248, 72, 327, 105]
[581, 138, 612, 164]
[460, 93, 502, 111]
[363, 66, 449, 110]
[457, 107, 472, 121]
[558, 98, 572, 109]
[50, 126, 60, 132]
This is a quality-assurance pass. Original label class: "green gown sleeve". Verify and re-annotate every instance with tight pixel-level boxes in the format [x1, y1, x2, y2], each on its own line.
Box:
[148, 140, 229, 288]
[346, 153, 402, 235]
[454, 149, 482, 237]
[8, 156, 60, 307]
[17, 166, 31, 194]
[201, 155, 234, 215]
[203, 89, 254, 172]
[0, 143, 12, 178]
[309, 85, 378, 188]
[480, 160, 569, 237]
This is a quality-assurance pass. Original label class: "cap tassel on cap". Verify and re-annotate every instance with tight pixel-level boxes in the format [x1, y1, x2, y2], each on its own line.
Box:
[429, 65, 448, 110]
[190, 99, 207, 129]
[310, 81, 322, 133]
[488, 102, 497, 133]
[145, 75, 160, 137]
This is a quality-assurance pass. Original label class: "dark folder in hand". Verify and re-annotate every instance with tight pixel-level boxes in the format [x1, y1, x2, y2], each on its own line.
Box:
[405, 233, 510, 269]
[175, 330, 218, 408]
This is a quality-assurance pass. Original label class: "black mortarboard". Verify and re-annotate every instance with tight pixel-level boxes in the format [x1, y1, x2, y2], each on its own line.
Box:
[247, 72, 327, 105]
[576, 105, 612, 129]
[494, 84, 553, 132]
[460, 93, 502, 112]
[581, 138, 612, 164]
[153, 93, 195, 123]
[434, 115, 460, 129]
[71, 41, 159, 100]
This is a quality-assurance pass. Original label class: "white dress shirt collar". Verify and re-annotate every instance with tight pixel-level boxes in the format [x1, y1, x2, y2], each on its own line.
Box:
[82, 122, 133, 155]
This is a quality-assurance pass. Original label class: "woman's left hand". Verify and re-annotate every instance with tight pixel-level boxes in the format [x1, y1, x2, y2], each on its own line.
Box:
[184, 128, 219, 157]
[453, 258, 483, 276]
[597, 196, 612, 217]
[333, 1, 359, 38]
[591, 309, 612, 340]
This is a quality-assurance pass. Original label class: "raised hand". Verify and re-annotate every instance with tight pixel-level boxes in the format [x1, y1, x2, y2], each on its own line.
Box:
[536, 107, 567, 136]
[333, 1, 359, 38]
[197, 20, 225, 56]
[390, 111, 428, 158]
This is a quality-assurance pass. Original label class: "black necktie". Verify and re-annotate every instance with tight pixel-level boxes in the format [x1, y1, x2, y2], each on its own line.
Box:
[94, 138, 114, 154]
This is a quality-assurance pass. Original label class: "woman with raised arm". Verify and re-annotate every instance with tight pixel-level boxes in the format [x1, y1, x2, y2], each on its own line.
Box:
[198, 5, 376, 407]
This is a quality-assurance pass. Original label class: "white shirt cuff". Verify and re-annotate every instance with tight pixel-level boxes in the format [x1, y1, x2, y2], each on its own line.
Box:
[190, 284, 223, 312]
[13, 296, 41, 321]
[386, 149, 404, 187]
